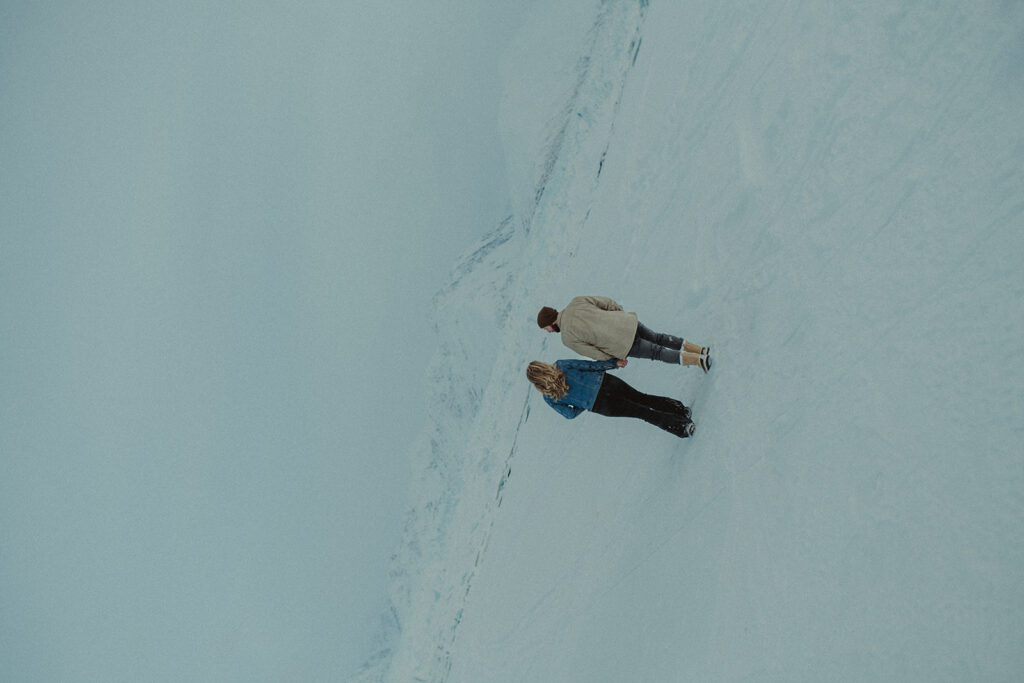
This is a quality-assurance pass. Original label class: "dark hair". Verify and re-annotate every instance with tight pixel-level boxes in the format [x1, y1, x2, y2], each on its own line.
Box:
[537, 306, 558, 329]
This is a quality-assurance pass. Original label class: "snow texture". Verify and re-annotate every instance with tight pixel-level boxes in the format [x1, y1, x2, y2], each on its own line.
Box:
[353, 1, 1024, 681]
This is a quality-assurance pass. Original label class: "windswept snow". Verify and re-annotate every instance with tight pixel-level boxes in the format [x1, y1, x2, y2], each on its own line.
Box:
[355, 1, 1024, 681]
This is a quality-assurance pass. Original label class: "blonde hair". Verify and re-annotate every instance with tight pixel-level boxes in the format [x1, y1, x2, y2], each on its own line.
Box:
[526, 361, 569, 400]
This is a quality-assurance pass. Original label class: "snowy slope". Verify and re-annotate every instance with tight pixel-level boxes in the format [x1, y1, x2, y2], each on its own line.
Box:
[356, 1, 1024, 681]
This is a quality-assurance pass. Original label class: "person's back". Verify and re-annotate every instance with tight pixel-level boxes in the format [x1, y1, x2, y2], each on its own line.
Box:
[537, 295, 711, 371]
[558, 296, 638, 361]
[526, 359, 695, 438]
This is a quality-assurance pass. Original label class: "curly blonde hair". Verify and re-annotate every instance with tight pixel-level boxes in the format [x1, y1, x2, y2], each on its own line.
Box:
[526, 361, 569, 399]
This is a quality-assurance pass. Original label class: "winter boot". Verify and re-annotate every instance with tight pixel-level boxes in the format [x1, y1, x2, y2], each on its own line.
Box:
[664, 418, 695, 438]
[683, 341, 711, 372]
[680, 351, 701, 368]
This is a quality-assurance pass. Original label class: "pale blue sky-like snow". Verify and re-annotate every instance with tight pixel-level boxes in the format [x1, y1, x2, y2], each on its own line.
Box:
[0, 2, 532, 680]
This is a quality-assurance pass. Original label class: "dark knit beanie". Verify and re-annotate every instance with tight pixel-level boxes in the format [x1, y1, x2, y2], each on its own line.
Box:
[537, 306, 559, 328]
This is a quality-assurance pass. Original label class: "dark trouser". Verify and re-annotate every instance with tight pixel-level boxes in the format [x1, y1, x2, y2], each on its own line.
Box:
[627, 322, 683, 364]
[591, 374, 692, 438]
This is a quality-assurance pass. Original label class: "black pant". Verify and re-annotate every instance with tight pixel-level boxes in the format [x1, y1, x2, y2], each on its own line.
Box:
[591, 374, 692, 437]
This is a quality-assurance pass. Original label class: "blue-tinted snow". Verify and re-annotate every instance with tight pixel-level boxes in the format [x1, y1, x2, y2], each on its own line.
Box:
[358, 1, 1024, 681]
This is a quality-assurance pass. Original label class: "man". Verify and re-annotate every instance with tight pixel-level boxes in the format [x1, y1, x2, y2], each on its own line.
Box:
[537, 296, 711, 371]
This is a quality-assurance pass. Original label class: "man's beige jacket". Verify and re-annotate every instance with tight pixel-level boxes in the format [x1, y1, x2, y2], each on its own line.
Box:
[556, 296, 639, 360]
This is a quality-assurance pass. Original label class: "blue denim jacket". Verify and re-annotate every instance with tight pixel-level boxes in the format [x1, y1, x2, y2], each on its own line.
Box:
[543, 358, 619, 419]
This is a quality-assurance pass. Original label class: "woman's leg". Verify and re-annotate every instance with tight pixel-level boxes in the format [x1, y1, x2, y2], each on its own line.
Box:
[641, 393, 691, 420]
[592, 375, 692, 436]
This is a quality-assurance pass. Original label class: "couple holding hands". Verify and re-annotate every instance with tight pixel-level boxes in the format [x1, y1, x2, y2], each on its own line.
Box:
[528, 296, 710, 439]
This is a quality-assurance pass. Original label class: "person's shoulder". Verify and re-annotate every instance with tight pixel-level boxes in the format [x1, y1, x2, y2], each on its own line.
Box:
[572, 295, 614, 307]
[554, 359, 588, 373]
[556, 358, 602, 371]
[565, 296, 595, 313]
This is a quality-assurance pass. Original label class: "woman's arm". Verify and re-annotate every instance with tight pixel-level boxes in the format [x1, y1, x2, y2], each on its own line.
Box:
[544, 395, 584, 419]
[556, 358, 619, 373]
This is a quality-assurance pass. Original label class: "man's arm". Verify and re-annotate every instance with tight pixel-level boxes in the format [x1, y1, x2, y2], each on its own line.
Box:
[585, 295, 623, 312]
[565, 336, 615, 361]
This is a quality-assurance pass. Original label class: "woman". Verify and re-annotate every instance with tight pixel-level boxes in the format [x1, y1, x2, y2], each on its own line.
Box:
[526, 359, 695, 438]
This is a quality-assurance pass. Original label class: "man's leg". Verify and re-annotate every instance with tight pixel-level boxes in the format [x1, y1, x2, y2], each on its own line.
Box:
[635, 322, 683, 350]
[627, 336, 681, 363]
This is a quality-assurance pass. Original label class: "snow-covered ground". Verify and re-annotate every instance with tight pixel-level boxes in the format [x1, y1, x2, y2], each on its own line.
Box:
[354, 1, 1024, 680]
